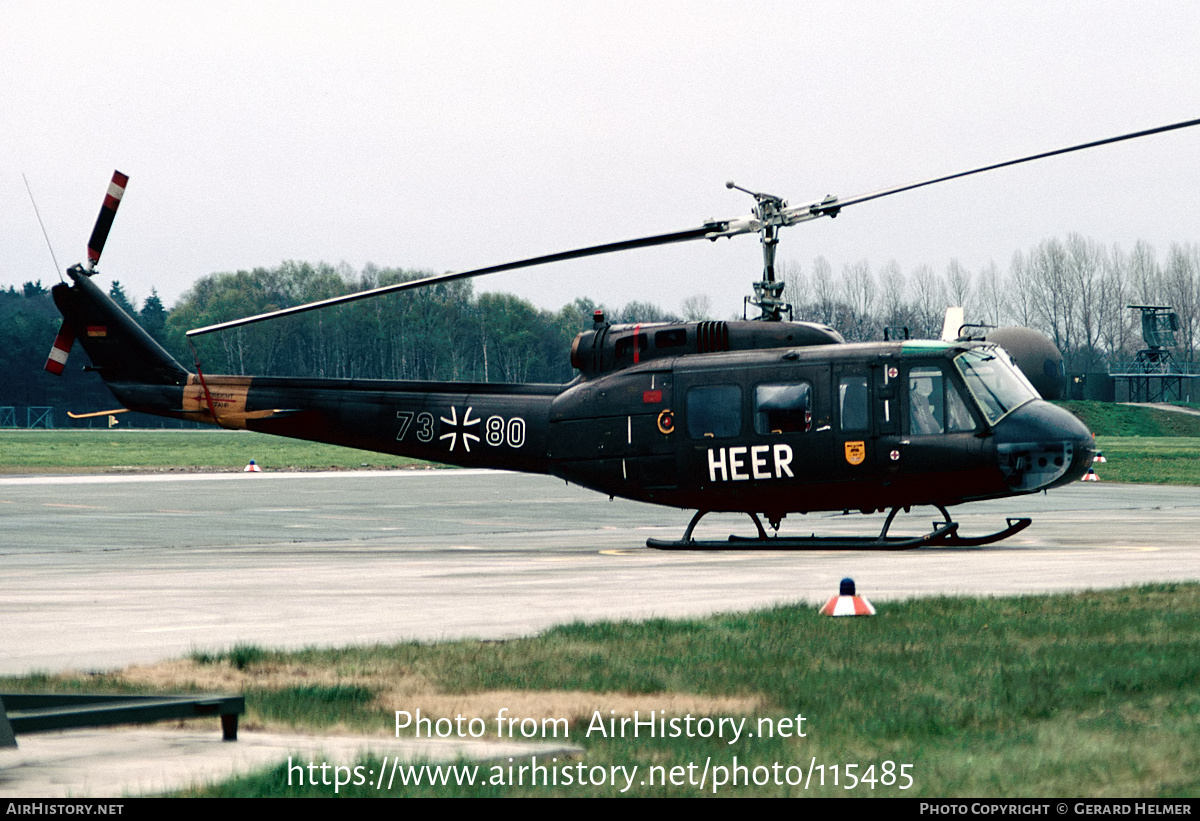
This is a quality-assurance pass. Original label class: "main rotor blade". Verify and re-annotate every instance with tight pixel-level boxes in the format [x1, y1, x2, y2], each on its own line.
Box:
[87, 171, 129, 268]
[792, 116, 1200, 220]
[187, 115, 1200, 337]
[186, 224, 725, 336]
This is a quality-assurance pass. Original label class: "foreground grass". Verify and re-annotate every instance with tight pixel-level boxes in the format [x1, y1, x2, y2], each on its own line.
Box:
[0, 429, 425, 471]
[6, 585, 1197, 797]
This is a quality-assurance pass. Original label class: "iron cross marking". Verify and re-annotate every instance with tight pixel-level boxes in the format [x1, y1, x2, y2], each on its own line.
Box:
[440, 406, 481, 452]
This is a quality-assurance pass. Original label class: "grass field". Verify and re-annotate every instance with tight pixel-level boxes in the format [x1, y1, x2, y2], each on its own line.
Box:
[1057, 401, 1200, 437]
[0, 428, 424, 472]
[1056, 401, 1200, 484]
[1088, 437, 1200, 484]
[3, 585, 1196, 797]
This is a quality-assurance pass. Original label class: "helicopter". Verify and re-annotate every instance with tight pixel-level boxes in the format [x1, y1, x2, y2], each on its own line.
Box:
[44, 117, 1200, 549]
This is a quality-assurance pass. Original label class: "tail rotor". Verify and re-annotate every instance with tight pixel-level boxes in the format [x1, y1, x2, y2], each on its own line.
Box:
[44, 171, 128, 375]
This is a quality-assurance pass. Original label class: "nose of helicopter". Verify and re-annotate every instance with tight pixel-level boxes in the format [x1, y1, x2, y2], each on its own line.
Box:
[992, 400, 1095, 492]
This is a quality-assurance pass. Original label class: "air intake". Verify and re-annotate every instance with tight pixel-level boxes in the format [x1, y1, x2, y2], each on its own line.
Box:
[696, 321, 730, 353]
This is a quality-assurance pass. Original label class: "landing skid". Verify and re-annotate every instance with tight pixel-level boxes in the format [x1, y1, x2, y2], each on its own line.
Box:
[645, 506, 1031, 551]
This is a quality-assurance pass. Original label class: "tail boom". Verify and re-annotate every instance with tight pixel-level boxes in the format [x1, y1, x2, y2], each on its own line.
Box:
[51, 268, 558, 472]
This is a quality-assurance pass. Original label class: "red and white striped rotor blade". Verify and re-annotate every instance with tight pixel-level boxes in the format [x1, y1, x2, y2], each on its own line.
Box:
[44, 322, 75, 375]
[86, 170, 129, 269]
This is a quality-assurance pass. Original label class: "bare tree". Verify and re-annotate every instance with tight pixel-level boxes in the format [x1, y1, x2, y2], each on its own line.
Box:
[838, 260, 876, 341]
[943, 259, 973, 317]
[878, 259, 907, 330]
[1027, 238, 1073, 358]
[975, 261, 1004, 327]
[1097, 244, 1134, 364]
[1007, 250, 1035, 328]
[909, 263, 944, 339]
[681, 293, 714, 322]
[809, 256, 836, 325]
[1164, 244, 1199, 366]
[1065, 234, 1106, 371]
[1128, 239, 1162, 305]
[777, 258, 807, 316]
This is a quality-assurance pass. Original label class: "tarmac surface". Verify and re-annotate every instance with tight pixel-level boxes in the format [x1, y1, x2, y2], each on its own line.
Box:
[0, 726, 579, 799]
[1, 468, 1198, 796]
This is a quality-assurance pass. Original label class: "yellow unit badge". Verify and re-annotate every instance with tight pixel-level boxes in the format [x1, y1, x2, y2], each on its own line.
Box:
[844, 441, 866, 466]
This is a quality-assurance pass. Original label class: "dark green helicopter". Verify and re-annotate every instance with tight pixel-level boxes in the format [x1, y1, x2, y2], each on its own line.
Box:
[46, 118, 1200, 548]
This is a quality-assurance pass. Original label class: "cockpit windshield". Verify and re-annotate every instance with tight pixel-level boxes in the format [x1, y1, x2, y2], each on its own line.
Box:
[953, 348, 1040, 425]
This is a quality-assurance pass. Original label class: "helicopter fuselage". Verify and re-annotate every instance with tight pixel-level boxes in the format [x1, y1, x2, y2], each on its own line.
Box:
[56, 270, 1092, 529]
[549, 334, 1093, 521]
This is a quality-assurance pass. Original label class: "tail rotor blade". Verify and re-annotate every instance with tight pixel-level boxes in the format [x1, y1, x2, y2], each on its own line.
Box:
[86, 171, 129, 269]
[45, 322, 75, 375]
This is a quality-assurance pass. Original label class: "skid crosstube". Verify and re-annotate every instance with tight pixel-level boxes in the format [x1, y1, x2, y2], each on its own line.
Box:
[646, 512, 1032, 551]
[647, 522, 958, 551]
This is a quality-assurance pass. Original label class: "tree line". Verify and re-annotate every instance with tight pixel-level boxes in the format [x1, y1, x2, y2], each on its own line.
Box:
[0, 263, 677, 423]
[1, 235, 1196, 425]
[780, 235, 1199, 373]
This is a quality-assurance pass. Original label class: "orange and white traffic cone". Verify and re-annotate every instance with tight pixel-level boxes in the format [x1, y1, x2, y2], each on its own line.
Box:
[819, 578, 876, 617]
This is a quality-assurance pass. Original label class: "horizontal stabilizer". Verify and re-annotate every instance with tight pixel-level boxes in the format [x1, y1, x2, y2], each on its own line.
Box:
[66, 408, 129, 419]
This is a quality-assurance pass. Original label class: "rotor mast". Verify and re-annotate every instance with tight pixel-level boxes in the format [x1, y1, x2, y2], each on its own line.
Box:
[726, 181, 791, 321]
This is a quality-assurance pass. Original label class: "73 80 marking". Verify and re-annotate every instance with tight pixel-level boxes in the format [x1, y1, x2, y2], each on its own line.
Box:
[398, 410, 525, 449]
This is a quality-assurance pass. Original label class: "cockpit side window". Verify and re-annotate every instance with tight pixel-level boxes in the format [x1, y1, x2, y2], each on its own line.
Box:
[754, 383, 812, 435]
[907, 366, 976, 435]
[946, 385, 974, 432]
[687, 385, 742, 439]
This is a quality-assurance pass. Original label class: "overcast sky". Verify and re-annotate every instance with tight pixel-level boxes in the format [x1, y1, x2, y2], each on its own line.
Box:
[4, 1, 1199, 321]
